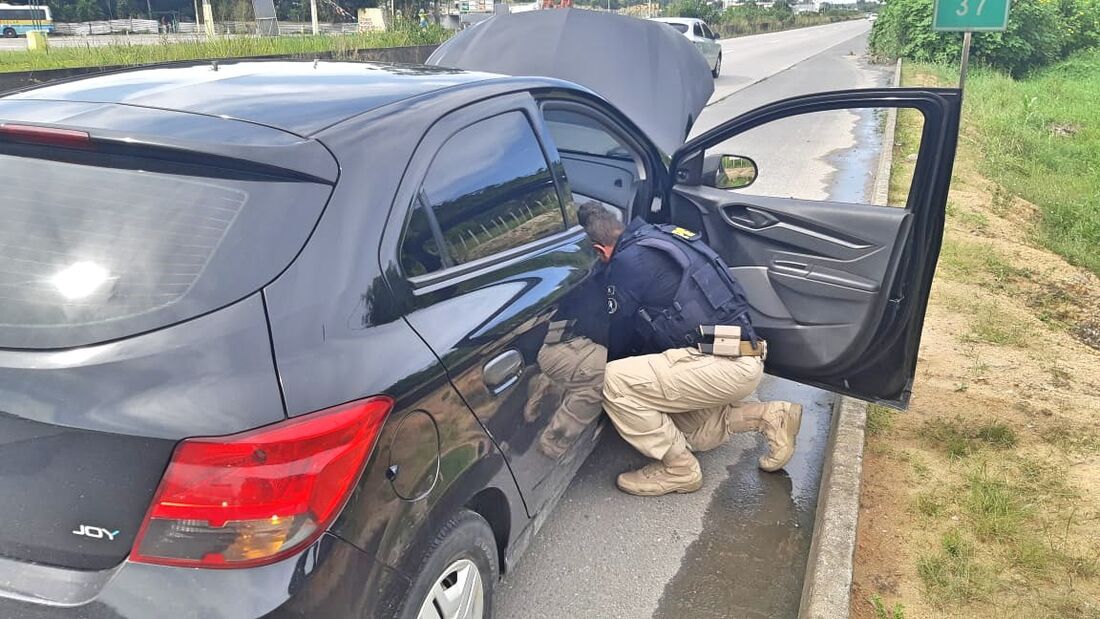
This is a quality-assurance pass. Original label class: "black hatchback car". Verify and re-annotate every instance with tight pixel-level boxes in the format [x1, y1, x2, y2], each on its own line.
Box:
[0, 11, 959, 619]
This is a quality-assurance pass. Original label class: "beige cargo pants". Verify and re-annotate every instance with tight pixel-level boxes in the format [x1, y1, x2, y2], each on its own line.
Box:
[602, 347, 768, 460]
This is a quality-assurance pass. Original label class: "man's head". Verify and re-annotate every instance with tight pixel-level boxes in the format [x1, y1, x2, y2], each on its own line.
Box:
[577, 202, 625, 263]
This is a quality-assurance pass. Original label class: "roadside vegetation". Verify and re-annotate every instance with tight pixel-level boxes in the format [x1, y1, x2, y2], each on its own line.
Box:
[870, 0, 1100, 76]
[852, 50, 1100, 618]
[0, 26, 450, 73]
[664, 0, 865, 37]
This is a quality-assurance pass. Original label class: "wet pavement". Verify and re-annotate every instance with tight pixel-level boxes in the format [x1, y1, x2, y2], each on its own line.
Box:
[496, 28, 891, 619]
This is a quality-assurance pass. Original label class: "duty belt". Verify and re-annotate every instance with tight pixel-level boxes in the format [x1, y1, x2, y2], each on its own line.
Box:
[696, 325, 767, 359]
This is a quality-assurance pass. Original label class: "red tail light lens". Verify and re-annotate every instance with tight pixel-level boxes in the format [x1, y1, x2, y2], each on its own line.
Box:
[131, 396, 394, 569]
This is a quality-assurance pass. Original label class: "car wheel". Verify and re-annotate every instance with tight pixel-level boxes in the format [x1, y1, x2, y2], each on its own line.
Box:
[2, 28, 16, 38]
[400, 510, 499, 619]
[712, 53, 722, 79]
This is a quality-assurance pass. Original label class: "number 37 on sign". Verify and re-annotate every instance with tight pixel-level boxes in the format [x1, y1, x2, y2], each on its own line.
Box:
[933, 0, 1011, 31]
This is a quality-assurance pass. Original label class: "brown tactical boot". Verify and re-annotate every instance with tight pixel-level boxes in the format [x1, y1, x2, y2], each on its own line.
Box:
[616, 444, 703, 497]
[758, 402, 803, 472]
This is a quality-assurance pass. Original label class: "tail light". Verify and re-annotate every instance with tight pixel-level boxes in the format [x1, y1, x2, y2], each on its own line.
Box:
[130, 396, 394, 569]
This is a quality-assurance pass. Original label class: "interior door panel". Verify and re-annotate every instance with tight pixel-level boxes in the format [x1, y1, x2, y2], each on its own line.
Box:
[667, 89, 961, 406]
[559, 152, 638, 210]
[673, 185, 911, 371]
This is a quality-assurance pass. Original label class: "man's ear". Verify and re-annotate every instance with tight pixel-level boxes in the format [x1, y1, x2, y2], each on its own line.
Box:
[593, 243, 613, 262]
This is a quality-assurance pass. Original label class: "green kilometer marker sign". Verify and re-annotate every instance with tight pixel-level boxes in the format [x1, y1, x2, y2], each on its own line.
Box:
[934, 0, 1012, 31]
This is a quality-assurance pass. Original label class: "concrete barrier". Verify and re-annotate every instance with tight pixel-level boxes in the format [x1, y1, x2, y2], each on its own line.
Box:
[0, 44, 440, 94]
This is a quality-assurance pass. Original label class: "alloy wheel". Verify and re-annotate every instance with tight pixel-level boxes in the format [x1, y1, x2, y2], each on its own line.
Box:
[416, 558, 485, 619]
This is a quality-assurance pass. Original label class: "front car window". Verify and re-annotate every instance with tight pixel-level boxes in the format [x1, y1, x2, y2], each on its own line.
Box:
[399, 111, 565, 275]
[693, 23, 705, 37]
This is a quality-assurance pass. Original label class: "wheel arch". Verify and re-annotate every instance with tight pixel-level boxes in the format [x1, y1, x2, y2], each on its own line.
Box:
[465, 486, 512, 574]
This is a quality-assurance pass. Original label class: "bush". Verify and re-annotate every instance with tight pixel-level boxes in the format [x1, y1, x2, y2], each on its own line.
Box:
[665, 0, 723, 24]
[869, 0, 1100, 76]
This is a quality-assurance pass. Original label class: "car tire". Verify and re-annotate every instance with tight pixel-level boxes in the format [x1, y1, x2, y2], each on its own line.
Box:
[398, 509, 499, 619]
[2, 28, 16, 38]
[712, 53, 722, 79]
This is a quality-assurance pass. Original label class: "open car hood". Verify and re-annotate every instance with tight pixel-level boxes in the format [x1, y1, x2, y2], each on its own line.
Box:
[427, 9, 714, 155]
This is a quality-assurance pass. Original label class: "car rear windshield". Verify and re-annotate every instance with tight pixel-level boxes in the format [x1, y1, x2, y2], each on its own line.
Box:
[0, 152, 332, 349]
[666, 23, 688, 33]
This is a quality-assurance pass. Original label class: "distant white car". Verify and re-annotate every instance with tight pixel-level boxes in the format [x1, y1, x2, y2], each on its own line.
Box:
[649, 17, 723, 78]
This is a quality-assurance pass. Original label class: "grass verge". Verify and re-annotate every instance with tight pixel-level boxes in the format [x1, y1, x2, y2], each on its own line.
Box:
[851, 53, 1100, 619]
[920, 51, 1100, 276]
[0, 27, 450, 73]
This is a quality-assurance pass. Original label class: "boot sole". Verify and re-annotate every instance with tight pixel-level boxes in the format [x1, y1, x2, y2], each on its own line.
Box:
[617, 477, 704, 497]
[759, 403, 803, 473]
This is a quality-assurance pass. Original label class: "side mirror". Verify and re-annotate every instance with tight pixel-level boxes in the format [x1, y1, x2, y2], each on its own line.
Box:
[704, 154, 758, 190]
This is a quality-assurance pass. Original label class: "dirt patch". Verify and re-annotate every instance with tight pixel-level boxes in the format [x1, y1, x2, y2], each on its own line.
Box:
[851, 71, 1100, 618]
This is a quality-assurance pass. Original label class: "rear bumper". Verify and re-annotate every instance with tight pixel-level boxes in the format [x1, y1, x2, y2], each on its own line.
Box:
[0, 533, 410, 618]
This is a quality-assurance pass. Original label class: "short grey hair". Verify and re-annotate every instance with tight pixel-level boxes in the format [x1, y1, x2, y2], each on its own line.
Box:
[577, 201, 625, 247]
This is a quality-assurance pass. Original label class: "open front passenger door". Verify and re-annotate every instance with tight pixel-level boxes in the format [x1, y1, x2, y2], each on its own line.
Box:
[665, 88, 961, 408]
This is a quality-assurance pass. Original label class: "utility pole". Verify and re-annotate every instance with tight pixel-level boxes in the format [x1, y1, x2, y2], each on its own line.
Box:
[310, 0, 319, 34]
[202, 0, 214, 36]
[193, 0, 200, 31]
[147, 0, 152, 20]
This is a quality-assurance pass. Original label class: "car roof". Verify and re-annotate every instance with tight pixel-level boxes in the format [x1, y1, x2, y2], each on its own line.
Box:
[650, 17, 702, 25]
[3, 60, 501, 136]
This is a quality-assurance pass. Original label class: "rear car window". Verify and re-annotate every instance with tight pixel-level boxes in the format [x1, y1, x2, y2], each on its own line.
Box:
[400, 111, 565, 276]
[0, 152, 332, 349]
[667, 22, 688, 33]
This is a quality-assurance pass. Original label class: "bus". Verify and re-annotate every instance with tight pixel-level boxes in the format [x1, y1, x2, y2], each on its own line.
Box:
[0, 3, 53, 38]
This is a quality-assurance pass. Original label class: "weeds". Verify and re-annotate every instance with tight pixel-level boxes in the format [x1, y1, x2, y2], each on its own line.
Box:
[952, 209, 989, 233]
[866, 404, 897, 437]
[917, 529, 991, 605]
[913, 491, 944, 518]
[922, 417, 1017, 458]
[1039, 422, 1100, 455]
[868, 593, 906, 619]
[964, 466, 1028, 540]
[937, 238, 1029, 292]
[963, 302, 1028, 346]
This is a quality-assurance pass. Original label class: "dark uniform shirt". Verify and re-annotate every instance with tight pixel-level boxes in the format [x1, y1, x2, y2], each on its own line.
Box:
[607, 219, 682, 361]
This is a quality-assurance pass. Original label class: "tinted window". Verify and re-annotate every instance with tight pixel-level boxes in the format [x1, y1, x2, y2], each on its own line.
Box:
[0, 152, 331, 349]
[2, 9, 46, 20]
[702, 23, 715, 39]
[400, 204, 444, 277]
[693, 23, 704, 37]
[666, 22, 688, 33]
[409, 112, 564, 270]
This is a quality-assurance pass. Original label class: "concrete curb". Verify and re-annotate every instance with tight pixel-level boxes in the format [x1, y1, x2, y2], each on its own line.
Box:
[872, 59, 904, 206]
[797, 58, 901, 619]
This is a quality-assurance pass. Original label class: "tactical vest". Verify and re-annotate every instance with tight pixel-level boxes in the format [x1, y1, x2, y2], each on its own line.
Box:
[615, 223, 757, 351]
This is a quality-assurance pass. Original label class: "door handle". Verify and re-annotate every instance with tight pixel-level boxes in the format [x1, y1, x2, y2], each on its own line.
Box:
[723, 205, 779, 229]
[483, 349, 524, 395]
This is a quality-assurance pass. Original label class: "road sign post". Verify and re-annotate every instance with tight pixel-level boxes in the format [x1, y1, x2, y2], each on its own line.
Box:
[933, 0, 1011, 90]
